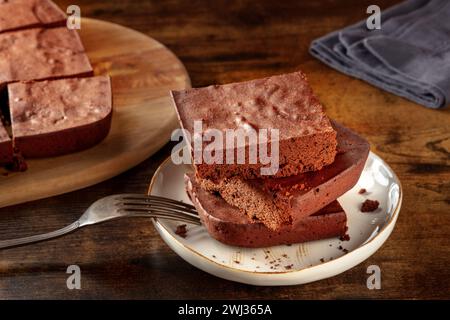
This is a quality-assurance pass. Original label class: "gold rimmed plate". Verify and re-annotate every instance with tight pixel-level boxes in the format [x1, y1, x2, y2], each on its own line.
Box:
[149, 153, 402, 286]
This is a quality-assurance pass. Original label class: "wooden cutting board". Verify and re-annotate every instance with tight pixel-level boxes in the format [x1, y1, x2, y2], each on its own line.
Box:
[0, 18, 190, 208]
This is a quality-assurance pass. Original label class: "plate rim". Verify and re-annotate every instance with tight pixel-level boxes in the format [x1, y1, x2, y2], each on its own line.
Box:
[149, 152, 402, 276]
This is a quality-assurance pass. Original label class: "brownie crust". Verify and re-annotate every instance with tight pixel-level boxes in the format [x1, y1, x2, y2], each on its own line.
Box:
[8, 76, 112, 158]
[185, 173, 347, 248]
[171, 71, 337, 180]
[200, 121, 370, 229]
[0, 0, 66, 34]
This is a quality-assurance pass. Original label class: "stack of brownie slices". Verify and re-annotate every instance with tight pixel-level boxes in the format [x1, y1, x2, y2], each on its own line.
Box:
[0, 0, 112, 169]
[171, 71, 370, 247]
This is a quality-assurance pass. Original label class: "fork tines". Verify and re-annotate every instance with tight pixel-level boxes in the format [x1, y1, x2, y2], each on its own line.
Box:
[117, 195, 201, 225]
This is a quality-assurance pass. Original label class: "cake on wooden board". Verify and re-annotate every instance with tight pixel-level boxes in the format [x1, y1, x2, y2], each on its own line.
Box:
[0, 27, 93, 90]
[0, 0, 66, 34]
[8, 76, 112, 157]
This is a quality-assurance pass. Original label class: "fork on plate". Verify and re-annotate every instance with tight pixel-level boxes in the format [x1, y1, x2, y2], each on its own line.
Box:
[0, 194, 201, 250]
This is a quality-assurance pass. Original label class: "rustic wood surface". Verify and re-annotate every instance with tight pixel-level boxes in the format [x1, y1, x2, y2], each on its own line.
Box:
[0, 18, 189, 208]
[0, 0, 449, 299]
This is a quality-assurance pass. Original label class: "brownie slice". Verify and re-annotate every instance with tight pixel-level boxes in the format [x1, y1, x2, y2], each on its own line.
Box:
[8, 76, 112, 157]
[200, 122, 369, 230]
[0, 0, 66, 33]
[185, 173, 347, 248]
[171, 71, 337, 180]
[0, 120, 12, 164]
[0, 27, 93, 90]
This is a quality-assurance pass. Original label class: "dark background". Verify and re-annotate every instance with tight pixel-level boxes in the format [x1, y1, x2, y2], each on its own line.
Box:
[0, 0, 449, 299]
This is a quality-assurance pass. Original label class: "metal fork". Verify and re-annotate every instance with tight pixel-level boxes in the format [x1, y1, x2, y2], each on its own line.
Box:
[0, 194, 201, 250]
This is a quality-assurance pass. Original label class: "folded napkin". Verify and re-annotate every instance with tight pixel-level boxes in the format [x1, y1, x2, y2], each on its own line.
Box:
[310, 0, 450, 109]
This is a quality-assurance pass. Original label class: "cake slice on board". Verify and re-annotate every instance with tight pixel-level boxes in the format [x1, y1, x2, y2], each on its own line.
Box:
[8, 76, 112, 157]
[0, 27, 93, 90]
[0, 0, 66, 34]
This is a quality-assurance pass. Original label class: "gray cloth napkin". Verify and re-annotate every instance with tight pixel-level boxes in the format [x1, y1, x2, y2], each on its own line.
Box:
[309, 0, 450, 109]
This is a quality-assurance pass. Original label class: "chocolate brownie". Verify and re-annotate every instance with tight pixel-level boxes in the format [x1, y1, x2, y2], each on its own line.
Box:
[185, 173, 347, 248]
[0, 0, 66, 33]
[8, 76, 112, 157]
[200, 121, 369, 229]
[0, 27, 92, 90]
[171, 71, 337, 180]
[0, 120, 12, 164]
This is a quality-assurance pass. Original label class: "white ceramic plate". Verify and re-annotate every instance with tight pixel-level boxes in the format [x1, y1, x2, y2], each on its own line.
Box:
[149, 152, 402, 286]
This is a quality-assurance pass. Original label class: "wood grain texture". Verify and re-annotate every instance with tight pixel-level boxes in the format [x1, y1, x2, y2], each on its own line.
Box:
[0, 0, 449, 299]
[0, 18, 190, 208]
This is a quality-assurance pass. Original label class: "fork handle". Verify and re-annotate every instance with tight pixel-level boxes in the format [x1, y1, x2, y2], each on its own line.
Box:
[0, 221, 81, 250]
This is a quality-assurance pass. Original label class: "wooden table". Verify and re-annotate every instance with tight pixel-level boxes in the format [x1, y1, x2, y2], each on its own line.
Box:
[0, 0, 449, 299]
